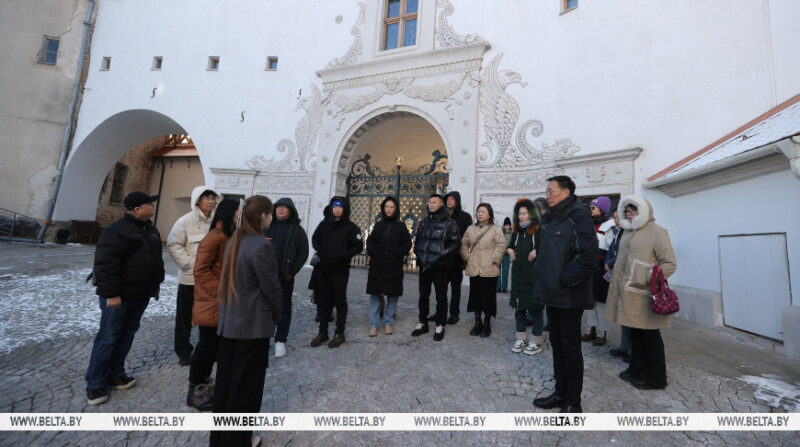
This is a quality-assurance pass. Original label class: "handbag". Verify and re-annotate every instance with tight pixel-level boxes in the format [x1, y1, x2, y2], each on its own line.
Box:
[650, 265, 679, 315]
[310, 253, 321, 267]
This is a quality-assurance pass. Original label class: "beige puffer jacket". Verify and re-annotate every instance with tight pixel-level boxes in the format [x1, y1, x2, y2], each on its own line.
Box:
[167, 185, 220, 285]
[605, 195, 677, 330]
[460, 223, 507, 278]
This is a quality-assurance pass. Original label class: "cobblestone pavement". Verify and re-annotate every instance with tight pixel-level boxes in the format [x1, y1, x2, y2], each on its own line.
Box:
[1, 243, 799, 446]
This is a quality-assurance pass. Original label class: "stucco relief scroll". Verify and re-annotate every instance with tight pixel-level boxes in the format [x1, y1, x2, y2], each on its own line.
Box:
[246, 84, 328, 173]
[326, 2, 365, 69]
[435, 0, 485, 48]
[478, 53, 580, 169]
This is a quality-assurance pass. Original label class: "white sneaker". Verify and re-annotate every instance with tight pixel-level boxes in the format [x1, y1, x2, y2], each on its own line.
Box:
[512, 339, 526, 353]
[524, 342, 543, 356]
[274, 342, 286, 358]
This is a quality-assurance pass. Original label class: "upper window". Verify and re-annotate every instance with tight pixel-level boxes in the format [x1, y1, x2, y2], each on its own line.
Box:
[382, 0, 418, 51]
[38, 36, 60, 65]
[563, 0, 578, 12]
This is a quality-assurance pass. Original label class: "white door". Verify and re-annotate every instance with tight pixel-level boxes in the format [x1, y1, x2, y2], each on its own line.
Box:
[719, 234, 792, 340]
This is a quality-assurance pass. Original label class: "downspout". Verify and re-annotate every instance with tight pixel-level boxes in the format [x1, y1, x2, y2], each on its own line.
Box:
[37, 0, 96, 242]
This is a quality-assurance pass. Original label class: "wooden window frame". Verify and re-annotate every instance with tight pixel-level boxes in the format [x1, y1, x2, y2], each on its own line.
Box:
[38, 36, 60, 65]
[381, 0, 418, 51]
[100, 56, 111, 71]
[207, 56, 220, 71]
[266, 56, 278, 71]
[561, 0, 578, 14]
[152, 56, 163, 70]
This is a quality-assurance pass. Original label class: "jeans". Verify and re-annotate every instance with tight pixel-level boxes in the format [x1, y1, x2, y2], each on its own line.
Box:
[174, 284, 194, 358]
[419, 268, 450, 326]
[583, 302, 608, 332]
[619, 325, 632, 354]
[447, 268, 463, 317]
[274, 278, 294, 343]
[546, 306, 584, 406]
[497, 254, 510, 290]
[370, 295, 398, 328]
[515, 308, 545, 344]
[85, 297, 149, 390]
[318, 272, 349, 335]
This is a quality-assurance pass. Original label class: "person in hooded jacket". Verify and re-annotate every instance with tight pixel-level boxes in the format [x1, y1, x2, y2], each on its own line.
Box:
[366, 196, 412, 336]
[264, 198, 309, 358]
[508, 198, 546, 355]
[605, 209, 631, 362]
[413, 193, 462, 341]
[581, 196, 615, 346]
[606, 195, 677, 391]
[310, 196, 363, 348]
[532, 176, 598, 413]
[167, 186, 220, 365]
[186, 199, 239, 411]
[430, 191, 472, 325]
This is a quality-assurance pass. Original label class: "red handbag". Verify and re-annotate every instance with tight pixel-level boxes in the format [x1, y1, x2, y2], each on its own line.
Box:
[650, 265, 679, 315]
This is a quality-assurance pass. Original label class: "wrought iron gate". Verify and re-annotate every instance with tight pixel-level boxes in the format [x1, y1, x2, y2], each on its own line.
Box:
[347, 150, 449, 272]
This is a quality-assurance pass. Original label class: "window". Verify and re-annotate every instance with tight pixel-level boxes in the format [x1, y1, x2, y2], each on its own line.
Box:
[563, 0, 578, 12]
[109, 163, 129, 205]
[152, 56, 163, 70]
[38, 36, 60, 65]
[100, 57, 111, 70]
[208, 56, 220, 70]
[382, 0, 418, 51]
[266, 56, 278, 71]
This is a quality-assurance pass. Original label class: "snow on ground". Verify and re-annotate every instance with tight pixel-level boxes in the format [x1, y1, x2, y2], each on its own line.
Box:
[0, 269, 178, 354]
[738, 374, 800, 412]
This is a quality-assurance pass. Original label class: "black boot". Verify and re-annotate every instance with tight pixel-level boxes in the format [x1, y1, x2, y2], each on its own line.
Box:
[469, 313, 483, 336]
[480, 315, 492, 338]
[186, 383, 213, 411]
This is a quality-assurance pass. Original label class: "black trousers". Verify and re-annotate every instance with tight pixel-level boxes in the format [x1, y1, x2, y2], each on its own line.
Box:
[174, 284, 195, 358]
[629, 328, 667, 387]
[274, 278, 294, 343]
[447, 267, 464, 316]
[210, 336, 269, 447]
[318, 272, 348, 335]
[419, 268, 450, 326]
[546, 306, 584, 407]
[188, 325, 219, 384]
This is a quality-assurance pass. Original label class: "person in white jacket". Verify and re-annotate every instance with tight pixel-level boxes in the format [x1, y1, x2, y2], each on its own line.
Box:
[167, 186, 220, 365]
[581, 196, 615, 345]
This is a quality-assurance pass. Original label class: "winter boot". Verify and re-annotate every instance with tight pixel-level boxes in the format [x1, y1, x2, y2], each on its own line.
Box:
[581, 326, 596, 342]
[480, 315, 492, 338]
[469, 312, 483, 336]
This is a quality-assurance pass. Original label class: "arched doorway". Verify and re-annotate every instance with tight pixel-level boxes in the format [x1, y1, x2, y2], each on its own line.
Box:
[54, 109, 206, 241]
[338, 111, 449, 271]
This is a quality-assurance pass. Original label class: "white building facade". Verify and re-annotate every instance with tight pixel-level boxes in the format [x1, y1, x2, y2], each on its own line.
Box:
[53, 0, 800, 355]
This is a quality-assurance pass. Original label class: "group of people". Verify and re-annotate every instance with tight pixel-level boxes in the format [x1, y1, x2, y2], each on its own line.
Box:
[83, 173, 677, 444]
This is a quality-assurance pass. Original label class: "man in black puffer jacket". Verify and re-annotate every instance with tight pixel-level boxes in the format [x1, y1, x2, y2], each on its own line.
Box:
[531, 176, 598, 414]
[85, 192, 165, 406]
[438, 191, 472, 325]
[412, 194, 462, 341]
[265, 197, 309, 358]
[310, 196, 363, 349]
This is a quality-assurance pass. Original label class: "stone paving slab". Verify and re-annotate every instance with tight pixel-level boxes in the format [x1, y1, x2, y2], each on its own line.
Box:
[0, 243, 798, 445]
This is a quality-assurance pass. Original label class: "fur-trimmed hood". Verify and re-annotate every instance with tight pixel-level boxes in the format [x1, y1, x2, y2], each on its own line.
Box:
[618, 195, 654, 231]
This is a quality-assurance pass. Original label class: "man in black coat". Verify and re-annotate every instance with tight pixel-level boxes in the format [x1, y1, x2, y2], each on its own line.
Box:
[265, 197, 309, 358]
[85, 192, 165, 406]
[432, 190, 472, 325]
[531, 176, 598, 413]
[413, 194, 462, 341]
[310, 196, 363, 349]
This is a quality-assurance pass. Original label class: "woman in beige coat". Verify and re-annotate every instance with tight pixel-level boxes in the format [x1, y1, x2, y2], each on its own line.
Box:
[606, 195, 676, 390]
[461, 203, 507, 337]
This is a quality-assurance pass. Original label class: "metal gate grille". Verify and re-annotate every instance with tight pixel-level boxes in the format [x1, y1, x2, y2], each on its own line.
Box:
[347, 151, 448, 272]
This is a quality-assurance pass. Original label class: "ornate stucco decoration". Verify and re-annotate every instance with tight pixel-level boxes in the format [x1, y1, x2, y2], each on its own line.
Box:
[478, 53, 580, 170]
[326, 2, 365, 69]
[329, 72, 471, 129]
[246, 84, 328, 173]
[435, 0, 485, 48]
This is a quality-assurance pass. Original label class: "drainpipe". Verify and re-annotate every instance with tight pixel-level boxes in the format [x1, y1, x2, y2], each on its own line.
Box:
[778, 136, 800, 180]
[37, 0, 96, 242]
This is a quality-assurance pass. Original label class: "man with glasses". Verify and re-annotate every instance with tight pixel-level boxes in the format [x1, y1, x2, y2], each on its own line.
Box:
[532, 176, 598, 413]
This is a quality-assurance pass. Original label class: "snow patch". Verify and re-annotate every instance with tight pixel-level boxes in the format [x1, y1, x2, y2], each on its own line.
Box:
[738, 374, 800, 412]
[0, 268, 178, 354]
